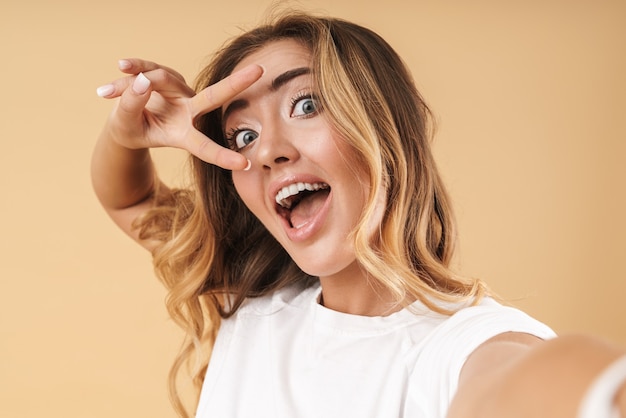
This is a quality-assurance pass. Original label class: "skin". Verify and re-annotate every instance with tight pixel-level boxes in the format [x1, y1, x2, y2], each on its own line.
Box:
[93, 42, 626, 418]
[92, 59, 263, 242]
[225, 40, 394, 316]
[449, 333, 626, 418]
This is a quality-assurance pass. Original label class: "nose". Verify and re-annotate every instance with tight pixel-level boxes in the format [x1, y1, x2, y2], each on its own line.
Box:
[255, 120, 300, 169]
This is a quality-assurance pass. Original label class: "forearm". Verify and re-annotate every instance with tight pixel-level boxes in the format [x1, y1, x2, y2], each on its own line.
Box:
[91, 130, 159, 211]
[449, 334, 626, 418]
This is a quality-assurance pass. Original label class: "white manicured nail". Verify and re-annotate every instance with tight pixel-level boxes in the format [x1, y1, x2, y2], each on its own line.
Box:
[96, 84, 115, 97]
[132, 73, 151, 94]
[243, 159, 252, 171]
[118, 59, 132, 70]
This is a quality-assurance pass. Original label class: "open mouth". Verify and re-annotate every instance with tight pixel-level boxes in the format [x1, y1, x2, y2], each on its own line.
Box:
[275, 182, 330, 229]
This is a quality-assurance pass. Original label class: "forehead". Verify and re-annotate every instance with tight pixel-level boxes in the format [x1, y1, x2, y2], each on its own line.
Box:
[223, 39, 315, 119]
[232, 38, 312, 75]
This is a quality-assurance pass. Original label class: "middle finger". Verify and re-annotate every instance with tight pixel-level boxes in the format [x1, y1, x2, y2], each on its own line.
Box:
[189, 64, 263, 119]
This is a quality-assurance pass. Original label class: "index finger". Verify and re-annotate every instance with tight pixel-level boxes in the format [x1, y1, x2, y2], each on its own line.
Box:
[189, 64, 264, 118]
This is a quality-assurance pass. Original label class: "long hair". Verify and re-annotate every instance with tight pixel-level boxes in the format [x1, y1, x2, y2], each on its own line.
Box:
[136, 11, 487, 417]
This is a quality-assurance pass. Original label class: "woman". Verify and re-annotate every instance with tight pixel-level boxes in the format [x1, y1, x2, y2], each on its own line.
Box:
[92, 12, 626, 418]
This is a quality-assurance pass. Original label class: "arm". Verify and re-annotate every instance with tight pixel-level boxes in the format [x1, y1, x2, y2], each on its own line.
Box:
[91, 125, 160, 246]
[448, 333, 626, 418]
[91, 59, 263, 249]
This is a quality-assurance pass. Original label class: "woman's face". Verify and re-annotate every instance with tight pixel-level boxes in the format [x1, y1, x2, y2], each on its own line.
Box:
[225, 39, 370, 281]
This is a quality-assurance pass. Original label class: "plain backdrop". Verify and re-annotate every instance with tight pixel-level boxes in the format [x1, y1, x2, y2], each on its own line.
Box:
[1, 0, 624, 416]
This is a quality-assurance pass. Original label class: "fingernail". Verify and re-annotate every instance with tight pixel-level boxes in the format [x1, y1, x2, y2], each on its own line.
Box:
[96, 84, 115, 97]
[243, 159, 252, 171]
[132, 73, 151, 94]
[118, 59, 132, 70]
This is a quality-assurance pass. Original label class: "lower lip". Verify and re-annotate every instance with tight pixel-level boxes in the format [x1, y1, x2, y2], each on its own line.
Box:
[280, 190, 332, 243]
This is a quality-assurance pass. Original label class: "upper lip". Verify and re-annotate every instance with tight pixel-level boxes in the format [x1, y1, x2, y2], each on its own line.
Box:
[268, 174, 330, 211]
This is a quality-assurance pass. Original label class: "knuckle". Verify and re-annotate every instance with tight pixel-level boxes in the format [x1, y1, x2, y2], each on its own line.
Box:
[202, 85, 216, 107]
[149, 68, 169, 83]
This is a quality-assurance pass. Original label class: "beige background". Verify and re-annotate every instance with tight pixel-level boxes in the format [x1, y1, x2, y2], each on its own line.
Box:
[1, 0, 624, 416]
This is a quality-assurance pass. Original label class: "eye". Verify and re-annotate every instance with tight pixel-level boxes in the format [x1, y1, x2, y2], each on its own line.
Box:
[291, 96, 318, 117]
[230, 129, 258, 150]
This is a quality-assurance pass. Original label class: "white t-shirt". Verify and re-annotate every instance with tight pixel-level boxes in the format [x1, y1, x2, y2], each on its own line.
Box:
[195, 281, 555, 418]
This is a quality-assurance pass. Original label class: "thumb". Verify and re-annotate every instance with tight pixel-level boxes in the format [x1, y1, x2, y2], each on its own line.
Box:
[114, 73, 152, 126]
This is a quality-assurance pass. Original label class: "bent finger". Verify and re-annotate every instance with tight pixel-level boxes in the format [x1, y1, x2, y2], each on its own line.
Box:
[140, 68, 195, 98]
[97, 76, 133, 98]
[117, 58, 187, 83]
[189, 64, 263, 118]
[97, 67, 194, 99]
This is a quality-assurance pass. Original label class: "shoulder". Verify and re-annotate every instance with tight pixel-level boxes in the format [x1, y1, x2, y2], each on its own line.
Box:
[415, 297, 555, 351]
[404, 297, 556, 417]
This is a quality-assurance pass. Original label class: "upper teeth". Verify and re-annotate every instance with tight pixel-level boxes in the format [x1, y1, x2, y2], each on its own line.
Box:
[275, 182, 329, 209]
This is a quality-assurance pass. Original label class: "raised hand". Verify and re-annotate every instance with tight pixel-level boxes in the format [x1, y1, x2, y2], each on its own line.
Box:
[92, 59, 263, 244]
[96, 58, 263, 170]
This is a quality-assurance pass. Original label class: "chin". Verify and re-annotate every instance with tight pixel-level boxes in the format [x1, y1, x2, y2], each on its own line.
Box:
[289, 254, 358, 280]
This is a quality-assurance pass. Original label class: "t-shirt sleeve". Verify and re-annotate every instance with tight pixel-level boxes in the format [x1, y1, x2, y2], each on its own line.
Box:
[405, 299, 556, 418]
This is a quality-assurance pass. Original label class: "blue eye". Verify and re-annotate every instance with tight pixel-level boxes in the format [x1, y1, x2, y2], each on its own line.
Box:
[291, 96, 318, 117]
[233, 129, 258, 149]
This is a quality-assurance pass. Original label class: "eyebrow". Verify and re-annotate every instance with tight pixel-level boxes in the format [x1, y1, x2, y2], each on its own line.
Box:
[222, 67, 312, 124]
[270, 67, 311, 91]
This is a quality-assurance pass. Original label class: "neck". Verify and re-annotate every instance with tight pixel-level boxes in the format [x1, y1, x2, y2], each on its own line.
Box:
[318, 262, 403, 317]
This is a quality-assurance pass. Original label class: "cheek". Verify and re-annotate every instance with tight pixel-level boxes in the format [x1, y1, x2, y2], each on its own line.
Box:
[231, 172, 253, 207]
[337, 152, 381, 236]
[232, 172, 264, 218]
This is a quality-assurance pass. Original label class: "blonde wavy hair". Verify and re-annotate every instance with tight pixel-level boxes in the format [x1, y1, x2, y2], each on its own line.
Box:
[136, 11, 487, 417]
